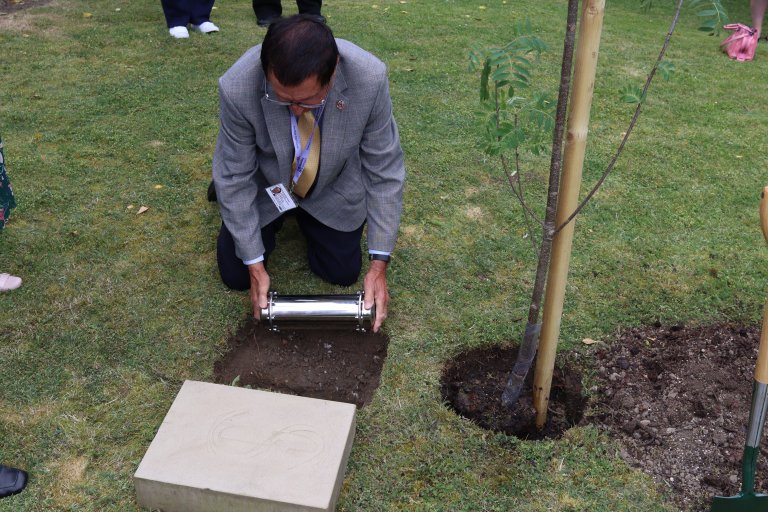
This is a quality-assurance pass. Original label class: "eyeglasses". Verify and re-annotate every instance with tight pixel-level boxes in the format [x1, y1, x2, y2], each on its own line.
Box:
[263, 78, 328, 110]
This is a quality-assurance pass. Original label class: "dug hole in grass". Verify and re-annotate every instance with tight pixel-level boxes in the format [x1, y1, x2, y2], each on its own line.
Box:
[213, 319, 389, 409]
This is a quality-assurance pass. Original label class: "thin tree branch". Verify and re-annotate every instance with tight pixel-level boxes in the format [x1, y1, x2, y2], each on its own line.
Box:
[514, 134, 541, 251]
[495, 88, 545, 241]
[499, 148, 541, 226]
[554, 0, 684, 235]
[502, 152, 541, 254]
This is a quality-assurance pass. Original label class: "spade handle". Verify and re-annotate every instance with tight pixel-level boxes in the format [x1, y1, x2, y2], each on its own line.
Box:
[756, 187, 768, 384]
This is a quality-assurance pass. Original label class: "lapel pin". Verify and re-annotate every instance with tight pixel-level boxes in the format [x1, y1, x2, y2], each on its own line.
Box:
[336, 99, 345, 110]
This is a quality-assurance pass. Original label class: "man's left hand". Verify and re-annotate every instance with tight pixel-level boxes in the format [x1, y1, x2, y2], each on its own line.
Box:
[363, 260, 389, 333]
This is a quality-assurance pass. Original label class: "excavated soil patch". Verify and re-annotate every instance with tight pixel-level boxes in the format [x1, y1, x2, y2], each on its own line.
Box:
[216, 318, 764, 510]
[213, 318, 388, 408]
[440, 323, 767, 511]
[590, 322, 767, 512]
[440, 346, 587, 440]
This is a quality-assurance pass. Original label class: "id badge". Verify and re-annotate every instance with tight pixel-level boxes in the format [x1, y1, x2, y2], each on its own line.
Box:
[266, 183, 298, 213]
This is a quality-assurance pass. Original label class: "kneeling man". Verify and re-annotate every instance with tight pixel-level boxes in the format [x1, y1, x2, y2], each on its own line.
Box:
[212, 14, 406, 332]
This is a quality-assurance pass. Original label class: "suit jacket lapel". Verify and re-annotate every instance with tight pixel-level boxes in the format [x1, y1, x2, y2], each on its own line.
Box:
[317, 68, 349, 190]
[261, 95, 294, 185]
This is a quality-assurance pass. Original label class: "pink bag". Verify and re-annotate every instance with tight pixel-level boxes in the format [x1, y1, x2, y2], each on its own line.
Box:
[721, 23, 759, 62]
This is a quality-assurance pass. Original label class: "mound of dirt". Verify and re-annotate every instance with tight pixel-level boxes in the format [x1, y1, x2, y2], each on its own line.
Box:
[439, 322, 766, 511]
[590, 322, 767, 512]
[213, 319, 388, 408]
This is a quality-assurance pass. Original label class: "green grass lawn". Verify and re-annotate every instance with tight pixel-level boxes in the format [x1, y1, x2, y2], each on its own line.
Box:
[1, 0, 766, 509]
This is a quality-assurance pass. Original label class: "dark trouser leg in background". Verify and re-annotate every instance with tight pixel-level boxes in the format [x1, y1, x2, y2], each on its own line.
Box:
[252, 0, 323, 22]
[252, 0, 282, 22]
[296, 0, 322, 16]
[189, 0, 216, 25]
[161, 0, 192, 27]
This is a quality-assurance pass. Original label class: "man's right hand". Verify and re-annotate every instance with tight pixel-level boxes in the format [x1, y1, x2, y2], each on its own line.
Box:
[248, 262, 271, 319]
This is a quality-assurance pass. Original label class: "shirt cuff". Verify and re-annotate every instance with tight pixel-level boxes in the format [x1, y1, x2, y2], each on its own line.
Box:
[368, 250, 390, 257]
[243, 255, 265, 265]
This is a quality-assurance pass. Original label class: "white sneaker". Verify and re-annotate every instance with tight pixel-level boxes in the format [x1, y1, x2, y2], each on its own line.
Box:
[0, 273, 22, 292]
[169, 26, 190, 38]
[192, 21, 219, 33]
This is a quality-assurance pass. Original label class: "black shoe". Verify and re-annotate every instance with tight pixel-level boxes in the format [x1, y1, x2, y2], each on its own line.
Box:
[302, 13, 325, 23]
[257, 16, 277, 27]
[0, 465, 28, 499]
[207, 181, 217, 202]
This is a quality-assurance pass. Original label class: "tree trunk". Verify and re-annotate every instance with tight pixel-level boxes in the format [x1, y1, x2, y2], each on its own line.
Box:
[501, 0, 580, 408]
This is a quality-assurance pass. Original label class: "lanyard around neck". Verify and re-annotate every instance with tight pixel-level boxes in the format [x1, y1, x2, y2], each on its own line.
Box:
[290, 105, 325, 186]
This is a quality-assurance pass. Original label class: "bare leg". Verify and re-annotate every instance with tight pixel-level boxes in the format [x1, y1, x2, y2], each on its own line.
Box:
[752, 0, 768, 37]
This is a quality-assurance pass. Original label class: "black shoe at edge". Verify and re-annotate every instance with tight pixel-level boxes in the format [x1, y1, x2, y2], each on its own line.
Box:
[0, 465, 28, 499]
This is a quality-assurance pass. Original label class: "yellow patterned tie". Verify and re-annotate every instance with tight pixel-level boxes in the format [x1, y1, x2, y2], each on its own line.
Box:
[292, 111, 320, 198]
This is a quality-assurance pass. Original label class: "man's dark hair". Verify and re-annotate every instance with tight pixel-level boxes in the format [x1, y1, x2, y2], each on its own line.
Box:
[261, 14, 339, 87]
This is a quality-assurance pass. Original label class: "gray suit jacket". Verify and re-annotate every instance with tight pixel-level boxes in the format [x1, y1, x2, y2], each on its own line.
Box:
[212, 39, 406, 262]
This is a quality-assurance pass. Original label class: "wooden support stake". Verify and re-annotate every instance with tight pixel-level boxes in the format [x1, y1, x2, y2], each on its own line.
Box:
[533, 0, 606, 429]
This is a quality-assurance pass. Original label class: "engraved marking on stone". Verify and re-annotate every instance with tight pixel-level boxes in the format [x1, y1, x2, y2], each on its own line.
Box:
[208, 409, 325, 469]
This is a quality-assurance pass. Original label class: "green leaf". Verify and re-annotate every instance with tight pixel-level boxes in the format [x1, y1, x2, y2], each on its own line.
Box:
[513, 55, 532, 68]
[470, 17, 552, 159]
[690, 0, 729, 34]
[657, 61, 675, 81]
[491, 69, 511, 82]
[512, 63, 531, 80]
[619, 84, 643, 104]
[479, 60, 491, 101]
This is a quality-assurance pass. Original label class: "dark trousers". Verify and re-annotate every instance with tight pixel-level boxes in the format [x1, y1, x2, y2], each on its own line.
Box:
[251, 0, 322, 20]
[160, 0, 215, 27]
[217, 209, 364, 290]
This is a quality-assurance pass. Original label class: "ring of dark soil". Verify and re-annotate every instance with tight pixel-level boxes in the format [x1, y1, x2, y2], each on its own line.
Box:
[440, 346, 587, 440]
[440, 322, 766, 512]
[213, 318, 388, 408]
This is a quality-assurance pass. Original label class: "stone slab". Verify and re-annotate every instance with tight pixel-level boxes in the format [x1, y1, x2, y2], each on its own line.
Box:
[134, 380, 356, 512]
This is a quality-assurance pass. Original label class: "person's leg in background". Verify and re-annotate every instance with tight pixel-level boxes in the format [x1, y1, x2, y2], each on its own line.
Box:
[252, 0, 282, 26]
[752, 0, 768, 37]
[161, 0, 192, 38]
[0, 135, 20, 293]
[296, 0, 322, 17]
[253, 1, 323, 26]
[189, 0, 219, 33]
